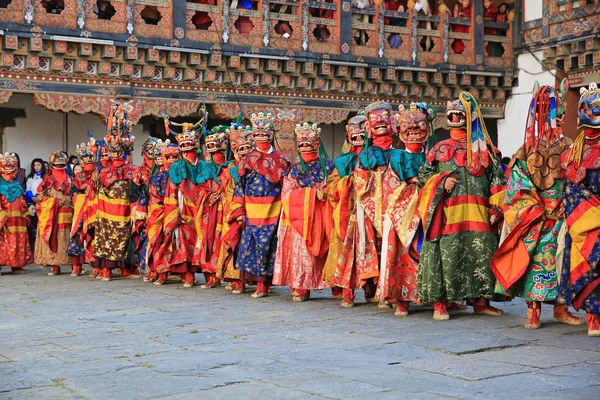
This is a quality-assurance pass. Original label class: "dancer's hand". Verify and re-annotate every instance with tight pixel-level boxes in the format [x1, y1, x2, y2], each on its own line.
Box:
[489, 214, 498, 225]
[444, 177, 458, 193]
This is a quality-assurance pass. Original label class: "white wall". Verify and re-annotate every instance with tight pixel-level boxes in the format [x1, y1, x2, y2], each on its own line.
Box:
[524, 0, 543, 22]
[497, 51, 556, 158]
[2, 94, 149, 174]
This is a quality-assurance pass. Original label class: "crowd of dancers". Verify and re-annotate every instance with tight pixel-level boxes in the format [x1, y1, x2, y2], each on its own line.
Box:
[0, 80, 599, 337]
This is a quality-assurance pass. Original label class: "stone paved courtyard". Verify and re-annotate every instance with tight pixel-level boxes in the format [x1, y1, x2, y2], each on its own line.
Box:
[0, 267, 599, 400]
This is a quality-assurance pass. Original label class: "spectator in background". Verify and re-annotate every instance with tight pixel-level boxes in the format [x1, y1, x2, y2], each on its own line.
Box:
[484, 0, 500, 56]
[436, 0, 451, 17]
[73, 164, 84, 177]
[27, 203, 38, 255]
[68, 155, 79, 177]
[25, 158, 46, 203]
[271, 3, 294, 38]
[312, 0, 334, 42]
[385, 0, 406, 49]
[13, 153, 26, 188]
[451, 0, 471, 54]
[495, 2, 509, 36]
[351, 0, 370, 46]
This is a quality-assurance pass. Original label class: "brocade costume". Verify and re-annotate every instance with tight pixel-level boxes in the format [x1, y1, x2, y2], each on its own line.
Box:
[233, 148, 289, 289]
[273, 123, 334, 301]
[0, 153, 33, 273]
[417, 93, 505, 320]
[93, 103, 137, 281]
[558, 82, 600, 337]
[491, 81, 582, 329]
[35, 153, 74, 274]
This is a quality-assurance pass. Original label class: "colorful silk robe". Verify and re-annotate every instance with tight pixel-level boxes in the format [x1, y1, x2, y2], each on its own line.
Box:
[93, 164, 134, 269]
[0, 177, 32, 267]
[131, 163, 152, 270]
[233, 149, 289, 281]
[194, 161, 230, 274]
[378, 151, 426, 304]
[558, 140, 600, 313]
[164, 158, 212, 273]
[146, 170, 171, 274]
[273, 159, 334, 290]
[492, 144, 567, 301]
[35, 173, 73, 266]
[417, 139, 506, 302]
[216, 163, 245, 282]
[323, 152, 359, 288]
[349, 146, 403, 288]
[68, 169, 96, 266]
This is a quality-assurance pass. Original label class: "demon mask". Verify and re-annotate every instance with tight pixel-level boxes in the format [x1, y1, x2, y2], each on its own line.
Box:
[578, 82, 600, 130]
[396, 102, 434, 149]
[250, 112, 275, 145]
[228, 124, 255, 162]
[345, 115, 366, 148]
[295, 122, 321, 155]
[0, 153, 18, 180]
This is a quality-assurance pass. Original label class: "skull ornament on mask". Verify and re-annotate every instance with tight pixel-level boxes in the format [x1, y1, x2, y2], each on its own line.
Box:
[152, 139, 171, 169]
[250, 112, 275, 151]
[295, 122, 321, 155]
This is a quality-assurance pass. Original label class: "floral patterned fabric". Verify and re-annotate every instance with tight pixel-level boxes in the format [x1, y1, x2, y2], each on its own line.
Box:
[494, 157, 565, 301]
[558, 163, 600, 313]
[417, 139, 506, 303]
[273, 160, 334, 290]
[0, 188, 32, 268]
[93, 164, 134, 268]
[233, 149, 290, 281]
[146, 170, 171, 274]
[379, 152, 425, 304]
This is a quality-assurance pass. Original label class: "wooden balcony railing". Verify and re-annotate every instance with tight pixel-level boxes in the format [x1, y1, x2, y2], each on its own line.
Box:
[0, 0, 514, 70]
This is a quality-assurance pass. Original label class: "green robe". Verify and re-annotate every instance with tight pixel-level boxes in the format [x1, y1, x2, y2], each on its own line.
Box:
[417, 139, 506, 303]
